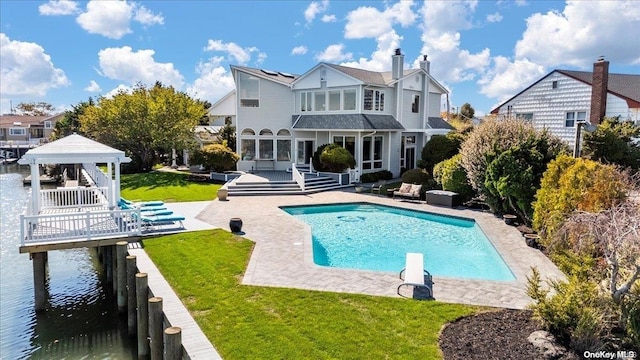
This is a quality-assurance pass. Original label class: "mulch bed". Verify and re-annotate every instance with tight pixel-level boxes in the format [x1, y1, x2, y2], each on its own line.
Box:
[439, 309, 580, 360]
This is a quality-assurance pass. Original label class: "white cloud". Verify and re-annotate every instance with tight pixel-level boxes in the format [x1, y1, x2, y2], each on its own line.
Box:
[187, 56, 235, 104]
[205, 40, 266, 66]
[291, 45, 308, 55]
[134, 5, 164, 26]
[304, 0, 329, 23]
[315, 44, 353, 62]
[321, 14, 337, 23]
[0, 33, 69, 98]
[97, 46, 184, 88]
[515, 0, 640, 68]
[84, 80, 101, 92]
[345, 1, 416, 39]
[341, 31, 403, 71]
[486, 12, 503, 23]
[39, 0, 79, 16]
[76, 1, 163, 39]
[478, 57, 545, 101]
[104, 84, 133, 99]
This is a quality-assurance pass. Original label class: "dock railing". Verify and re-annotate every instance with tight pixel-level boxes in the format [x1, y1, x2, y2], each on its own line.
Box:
[20, 208, 142, 245]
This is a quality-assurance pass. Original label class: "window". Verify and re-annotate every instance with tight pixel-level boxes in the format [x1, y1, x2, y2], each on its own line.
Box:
[329, 90, 341, 111]
[314, 91, 326, 111]
[343, 89, 356, 110]
[9, 128, 26, 136]
[301, 92, 312, 112]
[552, 81, 558, 89]
[516, 113, 533, 122]
[565, 111, 586, 127]
[30, 128, 44, 138]
[364, 89, 385, 111]
[411, 94, 420, 113]
[277, 139, 291, 161]
[44, 121, 52, 129]
[241, 139, 255, 160]
[333, 136, 356, 156]
[362, 135, 383, 170]
[241, 128, 255, 135]
[259, 139, 273, 159]
[259, 129, 273, 136]
[239, 72, 259, 107]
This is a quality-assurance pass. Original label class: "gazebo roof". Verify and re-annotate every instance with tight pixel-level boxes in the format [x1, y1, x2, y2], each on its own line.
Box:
[18, 133, 131, 164]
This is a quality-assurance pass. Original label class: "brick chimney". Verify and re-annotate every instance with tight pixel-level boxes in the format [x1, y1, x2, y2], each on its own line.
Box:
[589, 56, 609, 125]
[392, 48, 404, 80]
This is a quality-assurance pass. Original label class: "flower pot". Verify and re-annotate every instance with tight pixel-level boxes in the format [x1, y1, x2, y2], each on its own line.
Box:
[503, 214, 517, 226]
[217, 188, 228, 201]
[355, 186, 363, 193]
[229, 218, 243, 233]
[524, 233, 540, 248]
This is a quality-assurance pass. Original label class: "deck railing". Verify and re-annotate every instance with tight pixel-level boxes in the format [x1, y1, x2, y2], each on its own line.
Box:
[82, 163, 111, 188]
[291, 163, 305, 191]
[20, 208, 142, 245]
[40, 187, 109, 209]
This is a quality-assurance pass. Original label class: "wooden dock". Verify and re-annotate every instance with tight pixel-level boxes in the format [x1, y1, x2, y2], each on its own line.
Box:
[23, 174, 59, 185]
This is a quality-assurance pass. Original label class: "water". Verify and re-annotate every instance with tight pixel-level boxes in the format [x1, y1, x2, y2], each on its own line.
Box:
[282, 203, 515, 281]
[0, 164, 136, 359]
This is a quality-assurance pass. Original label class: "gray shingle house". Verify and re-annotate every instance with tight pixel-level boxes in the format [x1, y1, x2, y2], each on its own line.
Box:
[491, 58, 640, 147]
[210, 49, 453, 177]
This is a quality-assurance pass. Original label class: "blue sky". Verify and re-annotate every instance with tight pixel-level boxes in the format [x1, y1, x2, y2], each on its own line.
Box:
[1, 0, 639, 116]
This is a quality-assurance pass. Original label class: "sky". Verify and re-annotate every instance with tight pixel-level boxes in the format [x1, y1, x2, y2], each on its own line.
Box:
[1, 0, 639, 117]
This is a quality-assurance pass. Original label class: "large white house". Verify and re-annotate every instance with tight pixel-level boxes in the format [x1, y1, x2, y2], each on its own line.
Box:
[491, 58, 640, 147]
[209, 49, 453, 177]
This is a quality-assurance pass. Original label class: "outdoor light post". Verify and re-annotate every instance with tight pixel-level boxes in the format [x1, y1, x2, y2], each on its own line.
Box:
[573, 120, 597, 158]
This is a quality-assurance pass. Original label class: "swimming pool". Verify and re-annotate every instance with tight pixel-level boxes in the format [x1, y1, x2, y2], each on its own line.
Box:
[281, 203, 515, 281]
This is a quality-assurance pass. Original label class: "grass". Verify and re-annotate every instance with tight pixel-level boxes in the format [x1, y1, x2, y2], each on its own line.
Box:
[144, 229, 477, 359]
[119, 171, 221, 202]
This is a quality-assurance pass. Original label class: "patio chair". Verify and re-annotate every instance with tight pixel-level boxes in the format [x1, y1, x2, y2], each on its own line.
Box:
[391, 183, 422, 201]
[119, 198, 164, 208]
[370, 180, 387, 195]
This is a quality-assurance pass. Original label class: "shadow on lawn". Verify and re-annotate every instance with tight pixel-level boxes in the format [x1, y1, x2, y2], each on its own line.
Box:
[120, 171, 191, 190]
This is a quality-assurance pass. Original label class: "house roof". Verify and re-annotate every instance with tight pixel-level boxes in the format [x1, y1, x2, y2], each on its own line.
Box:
[18, 133, 131, 164]
[0, 113, 64, 127]
[292, 114, 405, 130]
[427, 117, 455, 130]
[231, 65, 298, 85]
[491, 69, 640, 114]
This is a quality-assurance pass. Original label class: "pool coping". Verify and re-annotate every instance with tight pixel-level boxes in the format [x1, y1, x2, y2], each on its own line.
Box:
[197, 190, 566, 309]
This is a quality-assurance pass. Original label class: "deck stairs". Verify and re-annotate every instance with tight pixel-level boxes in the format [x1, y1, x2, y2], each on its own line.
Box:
[227, 174, 348, 196]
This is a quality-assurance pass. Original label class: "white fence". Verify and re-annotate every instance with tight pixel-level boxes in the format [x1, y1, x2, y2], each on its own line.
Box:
[40, 187, 109, 209]
[82, 163, 111, 188]
[291, 163, 305, 191]
[21, 209, 142, 245]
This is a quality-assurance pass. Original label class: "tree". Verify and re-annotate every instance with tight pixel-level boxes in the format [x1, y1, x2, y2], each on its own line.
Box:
[197, 100, 212, 125]
[418, 133, 464, 173]
[319, 143, 355, 172]
[433, 154, 474, 201]
[582, 117, 640, 170]
[15, 101, 55, 116]
[459, 102, 475, 120]
[216, 124, 236, 151]
[51, 98, 94, 140]
[80, 83, 205, 172]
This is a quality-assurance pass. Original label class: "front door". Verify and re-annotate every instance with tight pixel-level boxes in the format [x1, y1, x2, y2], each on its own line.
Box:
[405, 147, 416, 170]
[296, 140, 314, 165]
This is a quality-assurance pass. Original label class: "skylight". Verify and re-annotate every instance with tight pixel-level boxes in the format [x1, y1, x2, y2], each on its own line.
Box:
[278, 71, 295, 78]
[261, 69, 278, 76]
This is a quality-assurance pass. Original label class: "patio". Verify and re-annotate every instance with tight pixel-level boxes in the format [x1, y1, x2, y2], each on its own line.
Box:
[197, 189, 566, 309]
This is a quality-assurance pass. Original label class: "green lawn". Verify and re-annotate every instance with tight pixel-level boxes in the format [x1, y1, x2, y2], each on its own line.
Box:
[120, 171, 221, 202]
[144, 230, 477, 359]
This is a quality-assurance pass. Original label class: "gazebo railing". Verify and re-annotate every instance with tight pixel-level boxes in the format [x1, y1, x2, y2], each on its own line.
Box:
[82, 163, 111, 188]
[20, 208, 142, 245]
[40, 187, 109, 210]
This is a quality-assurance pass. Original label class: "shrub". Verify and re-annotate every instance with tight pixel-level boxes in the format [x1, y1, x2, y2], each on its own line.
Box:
[532, 155, 628, 242]
[433, 154, 474, 202]
[583, 117, 640, 170]
[319, 143, 355, 173]
[191, 143, 239, 172]
[312, 144, 331, 172]
[360, 170, 393, 183]
[419, 133, 464, 173]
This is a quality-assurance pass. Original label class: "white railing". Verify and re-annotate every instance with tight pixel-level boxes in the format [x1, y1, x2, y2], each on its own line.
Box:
[40, 187, 109, 209]
[20, 209, 142, 245]
[291, 163, 305, 191]
[0, 139, 42, 147]
[82, 163, 111, 188]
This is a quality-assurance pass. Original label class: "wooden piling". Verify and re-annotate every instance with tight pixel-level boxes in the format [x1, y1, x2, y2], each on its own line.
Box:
[111, 245, 117, 294]
[116, 241, 128, 313]
[32, 252, 47, 311]
[127, 255, 137, 335]
[149, 297, 164, 360]
[136, 273, 149, 358]
[105, 246, 113, 285]
[163, 327, 182, 360]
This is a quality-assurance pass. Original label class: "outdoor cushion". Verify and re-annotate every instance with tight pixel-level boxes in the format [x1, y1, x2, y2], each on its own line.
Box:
[399, 183, 412, 193]
[410, 184, 422, 197]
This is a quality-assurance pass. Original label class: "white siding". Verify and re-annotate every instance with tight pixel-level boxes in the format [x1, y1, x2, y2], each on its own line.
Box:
[402, 89, 421, 129]
[605, 94, 636, 122]
[293, 65, 361, 89]
[428, 92, 441, 117]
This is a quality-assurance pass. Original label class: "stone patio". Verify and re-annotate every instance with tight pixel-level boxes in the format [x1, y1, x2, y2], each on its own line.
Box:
[196, 189, 566, 309]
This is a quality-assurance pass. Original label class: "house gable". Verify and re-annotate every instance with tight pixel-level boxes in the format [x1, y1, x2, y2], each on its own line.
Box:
[292, 63, 364, 90]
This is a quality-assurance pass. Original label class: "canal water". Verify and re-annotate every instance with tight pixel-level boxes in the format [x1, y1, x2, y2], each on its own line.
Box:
[1, 164, 136, 359]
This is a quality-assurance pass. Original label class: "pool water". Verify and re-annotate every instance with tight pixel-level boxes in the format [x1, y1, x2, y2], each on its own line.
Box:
[282, 203, 515, 281]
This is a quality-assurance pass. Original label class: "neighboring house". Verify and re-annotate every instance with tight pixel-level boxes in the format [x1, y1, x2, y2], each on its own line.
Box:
[210, 49, 452, 177]
[0, 113, 64, 146]
[491, 58, 640, 147]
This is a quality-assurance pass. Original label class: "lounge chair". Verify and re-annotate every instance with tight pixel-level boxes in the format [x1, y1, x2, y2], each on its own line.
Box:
[133, 212, 186, 229]
[119, 198, 164, 207]
[119, 201, 170, 213]
[391, 183, 422, 201]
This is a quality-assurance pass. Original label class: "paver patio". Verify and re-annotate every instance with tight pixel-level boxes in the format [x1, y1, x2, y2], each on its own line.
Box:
[196, 188, 566, 309]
